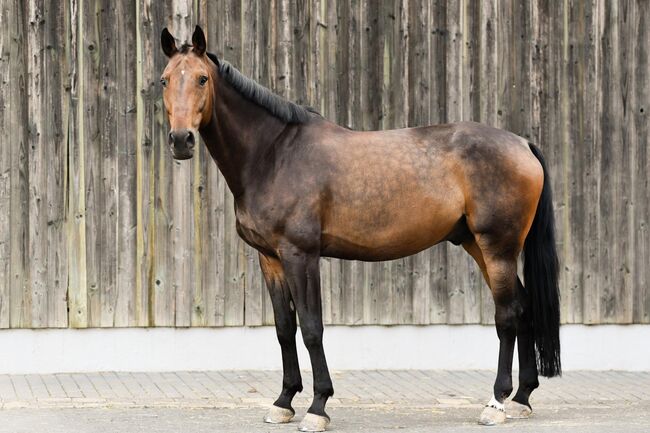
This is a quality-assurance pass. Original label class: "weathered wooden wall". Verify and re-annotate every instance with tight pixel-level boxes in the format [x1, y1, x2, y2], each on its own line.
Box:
[0, 0, 648, 328]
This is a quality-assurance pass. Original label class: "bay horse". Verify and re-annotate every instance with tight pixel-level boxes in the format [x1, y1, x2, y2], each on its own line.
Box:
[160, 26, 561, 431]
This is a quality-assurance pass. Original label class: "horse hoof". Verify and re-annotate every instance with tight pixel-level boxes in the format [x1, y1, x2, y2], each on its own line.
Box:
[263, 405, 295, 424]
[506, 400, 532, 419]
[298, 413, 330, 432]
[478, 405, 507, 426]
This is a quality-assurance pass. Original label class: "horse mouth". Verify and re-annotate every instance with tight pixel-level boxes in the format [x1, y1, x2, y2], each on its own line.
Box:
[172, 151, 194, 160]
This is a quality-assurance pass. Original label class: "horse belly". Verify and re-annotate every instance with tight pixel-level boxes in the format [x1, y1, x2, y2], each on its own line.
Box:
[320, 198, 462, 261]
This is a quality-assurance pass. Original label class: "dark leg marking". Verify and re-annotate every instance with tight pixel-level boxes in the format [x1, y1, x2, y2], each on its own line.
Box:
[475, 248, 522, 425]
[259, 254, 303, 413]
[512, 277, 539, 409]
[280, 248, 334, 420]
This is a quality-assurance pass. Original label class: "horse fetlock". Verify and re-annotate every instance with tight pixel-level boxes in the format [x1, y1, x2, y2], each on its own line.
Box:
[315, 385, 334, 399]
[494, 380, 513, 402]
[279, 382, 303, 398]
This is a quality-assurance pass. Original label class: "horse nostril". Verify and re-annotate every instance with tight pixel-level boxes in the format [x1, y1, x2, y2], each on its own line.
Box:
[187, 131, 195, 148]
[168, 132, 174, 144]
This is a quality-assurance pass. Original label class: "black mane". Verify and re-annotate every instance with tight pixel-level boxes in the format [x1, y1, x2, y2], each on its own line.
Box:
[206, 52, 315, 124]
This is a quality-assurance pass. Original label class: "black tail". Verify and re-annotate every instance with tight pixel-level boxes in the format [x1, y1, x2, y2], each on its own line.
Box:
[523, 143, 561, 378]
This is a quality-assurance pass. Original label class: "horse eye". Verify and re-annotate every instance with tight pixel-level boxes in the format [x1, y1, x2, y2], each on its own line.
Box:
[160, 78, 168, 87]
[199, 75, 208, 86]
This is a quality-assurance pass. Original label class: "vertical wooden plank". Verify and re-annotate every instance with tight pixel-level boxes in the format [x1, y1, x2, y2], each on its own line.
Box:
[612, 0, 634, 323]
[307, 0, 334, 325]
[198, 0, 219, 327]
[358, 0, 381, 324]
[582, 0, 603, 324]
[139, 0, 168, 326]
[82, 0, 102, 327]
[67, 0, 89, 328]
[351, 0, 366, 325]
[463, 0, 485, 324]
[445, 0, 464, 324]
[427, 0, 448, 325]
[182, 1, 203, 329]
[633, 0, 650, 323]
[309, 0, 330, 324]
[540, 0, 572, 326]
[201, 0, 228, 327]
[221, 0, 244, 326]
[25, 0, 50, 328]
[334, 0, 351, 324]
[96, 1, 120, 326]
[536, 0, 559, 325]
[292, 0, 308, 106]
[274, 0, 293, 98]
[114, 0, 138, 326]
[561, 0, 596, 323]
[189, 0, 208, 328]
[336, 0, 352, 325]
[386, 0, 412, 324]
[0, 0, 29, 328]
[150, 0, 177, 327]
[0, 1, 10, 328]
[336, 0, 365, 324]
[408, 0, 430, 325]
[444, 0, 481, 324]
[477, 0, 497, 129]
[241, 0, 263, 327]
[44, 2, 69, 327]
[258, 0, 276, 326]
[134, 0, 154, 327]
[322, 0, 344, 325]
[167, 0, 196, 327]
[555, 0, 573, 326]
[371, 0, 393, 325]
[595, 2, 633, 323]
[477, 0, 497, 324]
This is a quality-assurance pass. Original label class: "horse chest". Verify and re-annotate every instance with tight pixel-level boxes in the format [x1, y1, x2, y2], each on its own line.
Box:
[234, 205, 277, 254]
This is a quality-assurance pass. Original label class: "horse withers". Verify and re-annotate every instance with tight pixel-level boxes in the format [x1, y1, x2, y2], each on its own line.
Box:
[160, 25, 561, 431]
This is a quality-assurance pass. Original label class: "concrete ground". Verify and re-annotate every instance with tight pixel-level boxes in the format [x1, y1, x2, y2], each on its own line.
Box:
[1, 370, 649, 432]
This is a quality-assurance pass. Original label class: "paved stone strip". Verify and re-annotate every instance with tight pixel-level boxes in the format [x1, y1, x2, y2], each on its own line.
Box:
[0, 371, 649, 409]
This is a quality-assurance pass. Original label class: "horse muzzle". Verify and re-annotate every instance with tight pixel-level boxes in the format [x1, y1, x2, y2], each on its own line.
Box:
[168, 128, 196, 160]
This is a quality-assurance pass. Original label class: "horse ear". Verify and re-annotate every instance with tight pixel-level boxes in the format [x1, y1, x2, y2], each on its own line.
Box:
[192, 25, 206, 56]
[161, 28, 178, 57]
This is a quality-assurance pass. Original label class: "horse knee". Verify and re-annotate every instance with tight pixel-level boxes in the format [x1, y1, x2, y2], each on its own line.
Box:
[301, 329, 323, 349]
[275, 320, 297, 346]
[521, 371, 539, 392]
[298, 318, 323, 348]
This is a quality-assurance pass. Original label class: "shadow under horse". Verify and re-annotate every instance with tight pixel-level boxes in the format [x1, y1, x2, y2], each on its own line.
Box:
[159, 26, 561, 431]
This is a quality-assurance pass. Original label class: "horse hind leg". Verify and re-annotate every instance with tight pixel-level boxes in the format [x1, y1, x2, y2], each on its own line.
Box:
[463, 237, 521, 426]
[464, 242, 537, 419]
[506, 276, 538, 419]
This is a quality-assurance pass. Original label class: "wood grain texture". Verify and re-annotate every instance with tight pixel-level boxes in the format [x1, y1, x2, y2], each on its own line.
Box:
[1, 0, 648, 328]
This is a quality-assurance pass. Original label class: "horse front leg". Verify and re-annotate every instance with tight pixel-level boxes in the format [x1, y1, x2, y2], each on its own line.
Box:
[280, 246, 333, 432]
[259, 253, 303, 424]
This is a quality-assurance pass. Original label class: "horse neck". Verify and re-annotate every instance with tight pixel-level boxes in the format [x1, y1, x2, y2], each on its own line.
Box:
[200, 77, 288, 199]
